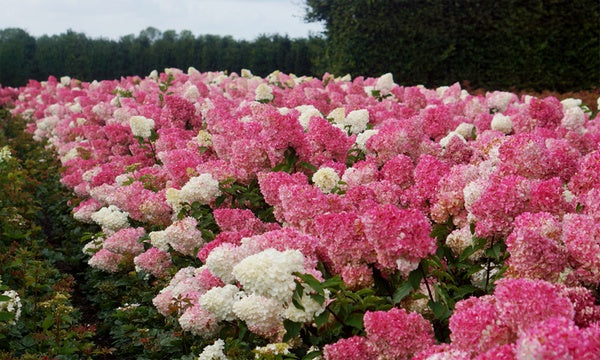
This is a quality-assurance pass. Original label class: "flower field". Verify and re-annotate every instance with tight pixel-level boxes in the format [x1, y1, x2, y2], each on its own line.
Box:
[1, 68, 599, 359]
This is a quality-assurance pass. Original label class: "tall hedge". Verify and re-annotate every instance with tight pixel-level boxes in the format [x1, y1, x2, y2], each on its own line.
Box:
[306, 0, 600, 91]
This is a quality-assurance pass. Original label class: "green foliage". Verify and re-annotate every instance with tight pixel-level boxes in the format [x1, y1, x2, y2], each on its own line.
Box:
[305, 0, 600, 91]
[281, 272, 392, 354]
[0, 110, 108, 359]
[216, 178, 276, 224]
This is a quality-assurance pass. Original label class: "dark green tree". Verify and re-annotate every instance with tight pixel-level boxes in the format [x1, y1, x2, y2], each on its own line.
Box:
[0, 28, 36, 86]
[0, 27, 328, 86]
[305, 0, 600, 91]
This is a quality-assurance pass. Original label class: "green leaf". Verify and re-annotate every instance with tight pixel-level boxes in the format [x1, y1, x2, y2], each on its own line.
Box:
[303, 350, 323, 360]
[299, 161, 317, 172]
[345, 312, 364, 330]
[149, 129, 159, 142]
[321, 275, 344, 290]
[459, 236, 486, 261]
[295, 273, 324, 295]
[20, 335, 35, 348]
[455, 285, 477, 298]
[42, 315, 54, 330]
[292, 296, 306, 311]
[428, 300, 452, 321]
[393, 281, 413, 304]
[0, 295, 10, 302]
[408, 267, 423, 290]
[0, 311, 14, 321]
[294, 279, 304, 298]
[430, 223, 451, 242]
[315, 309, 330, 328]
[282, 320, 302, 342]
[312, 292, 326, 306]
[486, 241, 504, 259]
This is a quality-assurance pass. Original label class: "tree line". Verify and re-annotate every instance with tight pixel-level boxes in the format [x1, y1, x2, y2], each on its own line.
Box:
[0, 27, 327, 87]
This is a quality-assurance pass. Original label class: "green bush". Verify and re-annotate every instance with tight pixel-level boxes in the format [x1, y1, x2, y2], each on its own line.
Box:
[0, 109, 109, 359]
[306, 0, 600, 91]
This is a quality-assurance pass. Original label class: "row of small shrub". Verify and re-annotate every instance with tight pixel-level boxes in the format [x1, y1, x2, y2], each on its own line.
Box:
[0, 108, 224, 359]
[0, 109, 113, 359]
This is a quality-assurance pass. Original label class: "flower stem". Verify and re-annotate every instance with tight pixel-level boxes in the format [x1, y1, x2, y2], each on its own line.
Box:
[420, 264, 434, 303]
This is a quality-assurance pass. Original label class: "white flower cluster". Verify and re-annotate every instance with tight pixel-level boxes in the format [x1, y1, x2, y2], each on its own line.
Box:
[149, 230, 170, 251]
[179, 173, 221, 205]
[232, 294, 283, 335]
[486, 91, 515, 113]
[37, 115, 59, 132]
[91, 205, 130, 234]
[92, 103, 111, 118]
[165, 187, 184, 217]
[463, 180, 486, 212]
[113, 108, 132, 123]
[396, 257, 420, 276]
[312, 167, 341, 193]
[206, 243, 246, 284]
[82, 235, 104, 255]
[284, 286, 328, 323]
[184, 85, 201, 101]
[116, 303, 140, 312]
[445, 226, 483, 262]
[163, 217, 205, 256]
[454, 122, 476, 139]
[295, 104, 322, 130]
[241, 69, 253, 79]
[0, 145, 12, 163]
[334, 109, 369, 135]
[60, 76, 71, 86]
[254, 342, 291, 357]
[561, 106, 586, 132]
[560, 98, 582, 110]
[199, 284, 243, 321]
[197, 339, 228, 360]
[0, 290, 22, 325]
[129, 115, 155, 138]
[60, 147, 80, 164]
[197, 130, 213, 148]
[355, 129, 379, 151]
[439, 131, 467, 148]
[232, 249, 304, 302]
[374, 72, 395, 96]
[255, 83, 274, 102]
[327, 107, 345, 123]
[190, 246, 326, 338]
[491, 113, 513, 134]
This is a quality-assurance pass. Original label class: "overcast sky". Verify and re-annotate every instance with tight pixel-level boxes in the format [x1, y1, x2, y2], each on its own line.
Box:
[1, 0, 325, 40]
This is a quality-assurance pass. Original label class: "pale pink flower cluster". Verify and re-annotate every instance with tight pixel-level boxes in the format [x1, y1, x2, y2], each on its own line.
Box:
[88, 248, 124, 273]
[102, 226, 145, 255]
[163, 217, 205, 256]
[134, 247, 172, 278]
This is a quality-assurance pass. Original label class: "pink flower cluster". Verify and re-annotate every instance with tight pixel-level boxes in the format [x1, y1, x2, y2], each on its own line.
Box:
[446, 278, 600, 358]
[324, 308, 435, 360]
[6, 68, 599, 353]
